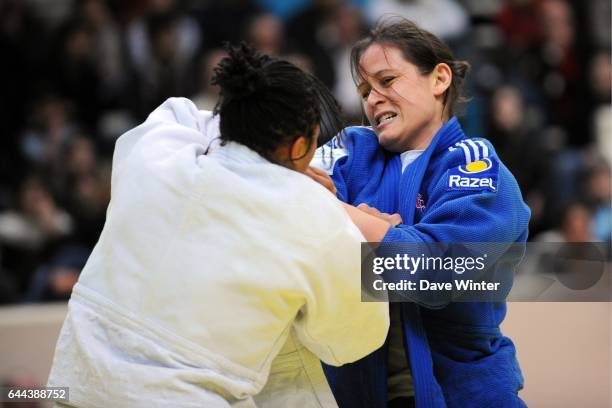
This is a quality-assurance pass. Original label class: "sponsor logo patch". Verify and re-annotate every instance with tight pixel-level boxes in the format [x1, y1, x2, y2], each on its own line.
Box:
[447, 158, 498, 192]
[416, 193, 426, 212]
[311, 143, 348, 175]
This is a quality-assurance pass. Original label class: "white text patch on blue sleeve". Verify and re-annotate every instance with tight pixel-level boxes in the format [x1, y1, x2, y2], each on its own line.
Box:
[310, 144, 348, 175]
[446, 157, 498, 192]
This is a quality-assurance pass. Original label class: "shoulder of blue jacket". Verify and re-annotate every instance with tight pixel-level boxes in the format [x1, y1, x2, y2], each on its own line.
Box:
[310, 126, 378, 174]
[444, 137, 497, 164]
[340, 126, 382, 159]
[443, 137, 500, 193]
[341, 126, 378, 146]
[311, 143, 348, 175]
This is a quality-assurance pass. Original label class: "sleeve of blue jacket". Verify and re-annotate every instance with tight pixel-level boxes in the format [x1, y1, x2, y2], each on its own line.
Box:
[325, 127, 531, 307]
[384, 164, 530, 245]
[327, 128, 529, 244]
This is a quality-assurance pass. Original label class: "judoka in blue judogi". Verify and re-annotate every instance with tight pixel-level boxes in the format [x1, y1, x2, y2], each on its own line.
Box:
[315, 116, 531, 408]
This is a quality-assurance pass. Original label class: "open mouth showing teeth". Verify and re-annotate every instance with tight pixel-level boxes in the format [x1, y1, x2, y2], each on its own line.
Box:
[377, 113, 397, 125]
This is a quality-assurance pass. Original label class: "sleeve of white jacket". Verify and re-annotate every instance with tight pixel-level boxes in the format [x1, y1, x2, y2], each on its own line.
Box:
[292, 218, 389, 367]
[111, 97, 219, 176]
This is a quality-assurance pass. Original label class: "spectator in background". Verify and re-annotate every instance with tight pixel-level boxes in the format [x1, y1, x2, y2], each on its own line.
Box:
[331, 4, 369, 121]
[79, 0, 126, 108]
[536, 202, 595, 243]
[194, 0, 261, 52]
[495, 0, 591, 147]
[584, 162, 611, 242]
[48, 134, 97, 202]
[244, 12, 284, 56]
[126, 0, 200, 76]
[191, 49, 227, 111]
[492, 0, 546, 128]
[65, 137, 98, 182]
[0, 176, 72, 250]
[126, 0, 200, 118]
[365, 0, 469, 41]
[20, 96, 78, 182]
[584, 51, 611, 242]
[59, 136, 110, 249]
[486, 85, 552, 235]
[588, 51, 612, 166]
[496, 0, 542, 52]
[50, 19, 103, 129]
[0, 175, 73, 297]
[244, 12, 317, 93]
[130, 13, 193, 118]
[490, 0, 598, 234]
[535, 0, 589, 147]
[0, 0, 45, 195]
[25, 244, 90, 302]
[67, 167, 110, 249]
[286, 0, 340, 89]
[586, 0, 611, 50]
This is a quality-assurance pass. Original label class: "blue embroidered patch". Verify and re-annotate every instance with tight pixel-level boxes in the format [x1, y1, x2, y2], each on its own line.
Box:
[446, 157, 499, 192]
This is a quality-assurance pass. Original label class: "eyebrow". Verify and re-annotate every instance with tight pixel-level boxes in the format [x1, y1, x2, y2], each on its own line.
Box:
[357, 82, 370, 92]
[371, 69, 397, 76]
[357, 69, 399, 89]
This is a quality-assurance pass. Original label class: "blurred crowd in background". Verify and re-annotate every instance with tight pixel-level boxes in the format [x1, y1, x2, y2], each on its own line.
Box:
[0, 0, 609, 305]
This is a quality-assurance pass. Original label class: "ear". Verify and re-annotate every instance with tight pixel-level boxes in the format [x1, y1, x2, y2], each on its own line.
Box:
[289, 135, 310, 161]
[431, 63, 452, 97]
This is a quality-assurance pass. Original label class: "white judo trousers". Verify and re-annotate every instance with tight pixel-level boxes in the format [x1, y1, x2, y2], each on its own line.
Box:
[47, 98, 389, 407]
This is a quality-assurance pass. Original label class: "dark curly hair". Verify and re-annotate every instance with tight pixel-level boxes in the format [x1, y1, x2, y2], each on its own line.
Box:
[212, 43, 344, 163]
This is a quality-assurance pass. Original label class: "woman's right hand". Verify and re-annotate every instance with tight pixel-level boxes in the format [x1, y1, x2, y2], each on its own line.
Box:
[340, 203, 402, 242]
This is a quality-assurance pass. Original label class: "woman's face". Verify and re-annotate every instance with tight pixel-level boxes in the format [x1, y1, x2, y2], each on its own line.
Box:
[357, 43, 445, 152]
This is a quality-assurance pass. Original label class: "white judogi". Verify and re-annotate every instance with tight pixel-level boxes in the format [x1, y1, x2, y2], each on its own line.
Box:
[47, 98, 389, 407]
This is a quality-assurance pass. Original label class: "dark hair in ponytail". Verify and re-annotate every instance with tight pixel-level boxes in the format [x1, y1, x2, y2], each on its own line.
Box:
[212, 43, 344, 162]
[350, 17, 470, 116]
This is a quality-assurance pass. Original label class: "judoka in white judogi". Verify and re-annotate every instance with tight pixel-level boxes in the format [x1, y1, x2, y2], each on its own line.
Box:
[47, 98, 389, 407]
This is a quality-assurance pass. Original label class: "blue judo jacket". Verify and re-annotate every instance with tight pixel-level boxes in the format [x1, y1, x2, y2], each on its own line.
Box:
[321, 117, 531, 408]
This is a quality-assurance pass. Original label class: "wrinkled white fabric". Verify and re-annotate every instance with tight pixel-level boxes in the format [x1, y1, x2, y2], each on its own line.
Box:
[47, 98, 389, 407]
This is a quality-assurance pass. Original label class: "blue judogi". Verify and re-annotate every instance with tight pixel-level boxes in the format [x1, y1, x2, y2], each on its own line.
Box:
[321, 117, 531, 408]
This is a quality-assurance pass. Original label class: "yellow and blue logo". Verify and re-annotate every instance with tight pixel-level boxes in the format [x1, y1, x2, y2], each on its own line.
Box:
[447, 157, 498, 192]
[457, 158, 493, 174]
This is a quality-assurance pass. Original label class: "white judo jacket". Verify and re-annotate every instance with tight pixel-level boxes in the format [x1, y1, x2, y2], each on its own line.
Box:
[47, 98, 389, 408]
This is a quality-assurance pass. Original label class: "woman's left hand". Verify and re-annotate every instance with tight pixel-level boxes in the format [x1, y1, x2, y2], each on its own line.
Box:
[356, 203, 403, 227]
[305, 166, 337, 196]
